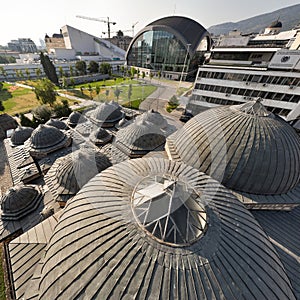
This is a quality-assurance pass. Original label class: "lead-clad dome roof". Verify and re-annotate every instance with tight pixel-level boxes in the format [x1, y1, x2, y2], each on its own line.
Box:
[45, 118, 67, 130]
[46, 146, 112, 197]
[38, 158, 294, 299]
[29, 125, 71, 157]
[89, 127, 112, 145]
[90, 101, 124, 127]
[10, 126, 33, 146]
[67, 111, 86, 127]
[1, 185, 41, 220]
[115, 118, 166, 157]
[166, 100, 300, 195]
[136, 109, 168, 128]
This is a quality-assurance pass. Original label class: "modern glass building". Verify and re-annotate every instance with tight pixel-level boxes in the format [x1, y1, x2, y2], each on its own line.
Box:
[126, 16, 211, 80]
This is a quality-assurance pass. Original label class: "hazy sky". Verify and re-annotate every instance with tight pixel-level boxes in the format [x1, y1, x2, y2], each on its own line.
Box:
[1, 0, 300, 46]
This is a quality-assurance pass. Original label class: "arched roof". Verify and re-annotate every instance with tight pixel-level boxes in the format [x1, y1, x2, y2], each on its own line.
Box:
[166, 100, 300, 195]
[127, 16, 211, 59]
[45, 118, 68, 130]
[38, 158, 294, 299]
[29, 125, 71, 157]
[1, 185, 42, 220]
[115, 118, 166, 157]
[10, 126, 33, 146]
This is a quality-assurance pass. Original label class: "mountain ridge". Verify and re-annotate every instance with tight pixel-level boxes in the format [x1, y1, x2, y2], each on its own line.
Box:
[208, 4, 300, 35]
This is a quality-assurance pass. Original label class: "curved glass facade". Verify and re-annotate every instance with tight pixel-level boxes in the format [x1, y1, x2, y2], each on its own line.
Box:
[127, 30, 190, 72]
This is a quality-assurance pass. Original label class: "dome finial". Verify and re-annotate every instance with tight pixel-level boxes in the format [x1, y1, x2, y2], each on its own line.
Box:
[232, 98, 271, 117]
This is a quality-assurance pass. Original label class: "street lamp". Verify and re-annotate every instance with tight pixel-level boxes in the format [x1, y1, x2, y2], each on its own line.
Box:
[178, 43, 191, 92]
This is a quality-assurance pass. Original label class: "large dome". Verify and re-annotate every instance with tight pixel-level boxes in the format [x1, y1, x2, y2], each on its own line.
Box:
[29, 124, 71, 157]
[10, 126, 33, 146]
[166, 100, 300, 194]
[90, 101, 124, 127]
[136, 109, 168, 128]
[1, 185, 41, 220]
[115, 118, 166, 157]
[37, 158, 294, 299]
[46, 146, 111, 204]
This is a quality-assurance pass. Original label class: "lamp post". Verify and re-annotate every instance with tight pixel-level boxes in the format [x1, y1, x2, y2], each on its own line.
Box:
[178, 43, 191, 93]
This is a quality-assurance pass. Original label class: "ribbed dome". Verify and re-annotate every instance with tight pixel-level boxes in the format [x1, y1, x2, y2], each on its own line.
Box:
[1, 185, 41, 220]
[136, 109, 168, 128]
[47, 146, 112, 196]
[166, 100, 300, 194]
[115, 118, 166, 157]
[30, 125, 71, 157]
[45, 118, 67, 130]
[268, 20, 282, 28]
[67, 112, 86, 127]
[90, 101, 124, 127]
[38, 158, 295, 299]
[89, 128, 112, 145]
[10, 126, 33, 146]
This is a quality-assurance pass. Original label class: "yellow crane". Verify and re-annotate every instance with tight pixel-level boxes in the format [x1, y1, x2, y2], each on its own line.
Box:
[76, 15, 117, 39]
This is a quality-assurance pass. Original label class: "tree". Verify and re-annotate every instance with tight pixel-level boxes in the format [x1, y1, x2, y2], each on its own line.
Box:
[105, 89, 109, 99]
[142, 71, 145, 79]
[88, 61, 99, 74]
[95, 85, 100, 95]
[99, 62, 111, 75]
[0, 101, 4, 112]
[69, 65, 74, 77]
[114, 87, 121, 102]
[128, 84, 132, 108]
[40, 52, 59, 85]
[0, 82, 3, 91]
[0, 66, 7, 80]
[25, 68, 31, 80]
[75, 61, 87, 75]
[35, 68, 42, 79]
[58, 66, 64, 78]
[32, 105, 52, 123]
[34, 79, 57, 106]
[149, 72, 154, 81]
[20, 113, 34, 127]
[53, 99, 72, 118]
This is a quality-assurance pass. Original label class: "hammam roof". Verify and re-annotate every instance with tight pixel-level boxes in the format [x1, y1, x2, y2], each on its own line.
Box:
[1, 185, 42, 221]
[89, 127, 112, 145]
[10, 126, 33, 146]
[45, 118, 68, 130]
[37, 158, 295, 299]
[166, 100, 300, 195]
[90, 101, 124, 127]
[29, 124, 71, 157]
[136, 109, 168, 128]
[45, 146, 111, 200]
[67, 111, 86, 127]
[114, 118, 166, 157]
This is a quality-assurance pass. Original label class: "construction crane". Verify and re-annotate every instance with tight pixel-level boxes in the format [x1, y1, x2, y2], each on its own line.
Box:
[102, 29, 131, 37]
[76, 15, 116, 39]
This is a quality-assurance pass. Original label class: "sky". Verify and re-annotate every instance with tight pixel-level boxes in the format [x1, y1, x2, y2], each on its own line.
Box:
[1, 0, 300, 46]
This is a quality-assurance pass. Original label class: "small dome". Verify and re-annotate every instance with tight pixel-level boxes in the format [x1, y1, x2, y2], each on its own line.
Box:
[1, 185, 41, 220]
[45, 118, 68, 130]
[136, 109, 168, 128]
[166, 100, 300, 194]
[46, 146, 112, 198]
[10, 126, 33, 146]
[268, 20, 282, 28]
[38, 158, 295, 299]
[90, 101, 124, 127]
[67, 112, 86, 127]
[30, 125, 71, 157]
[89, 128, 112, 145]
[115, 118, 166, 157]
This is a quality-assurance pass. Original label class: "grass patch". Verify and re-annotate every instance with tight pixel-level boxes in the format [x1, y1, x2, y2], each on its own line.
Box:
[75, 78, 138, 88]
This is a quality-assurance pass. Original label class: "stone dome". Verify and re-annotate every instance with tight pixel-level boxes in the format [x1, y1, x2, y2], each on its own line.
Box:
[166, 100, 300, 194]
[30, 125, 71, 157]
[268, 20, 282, 28]
[45, 118, 68, 130]
[89, 128, 112, 145]
[37, 158, 294, 299]
[136, 109, 168, 128]
[46, 146, 112, 199]
[67, 112, 86, 127]
[10, 126, 33, 146]
[1, 185, 41, 220]
[115, 118, 166, 157]
[90, 101, 124, 127]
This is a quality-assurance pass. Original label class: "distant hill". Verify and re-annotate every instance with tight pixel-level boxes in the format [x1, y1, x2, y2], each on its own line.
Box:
[208, 4, 300, 36]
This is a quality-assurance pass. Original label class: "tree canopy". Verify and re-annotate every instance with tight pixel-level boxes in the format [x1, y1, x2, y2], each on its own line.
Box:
[40, 52, 59, 85]
[75, 61, 87, 75]
[34, 79, 57, 106]
[88, 61, 99, 74]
